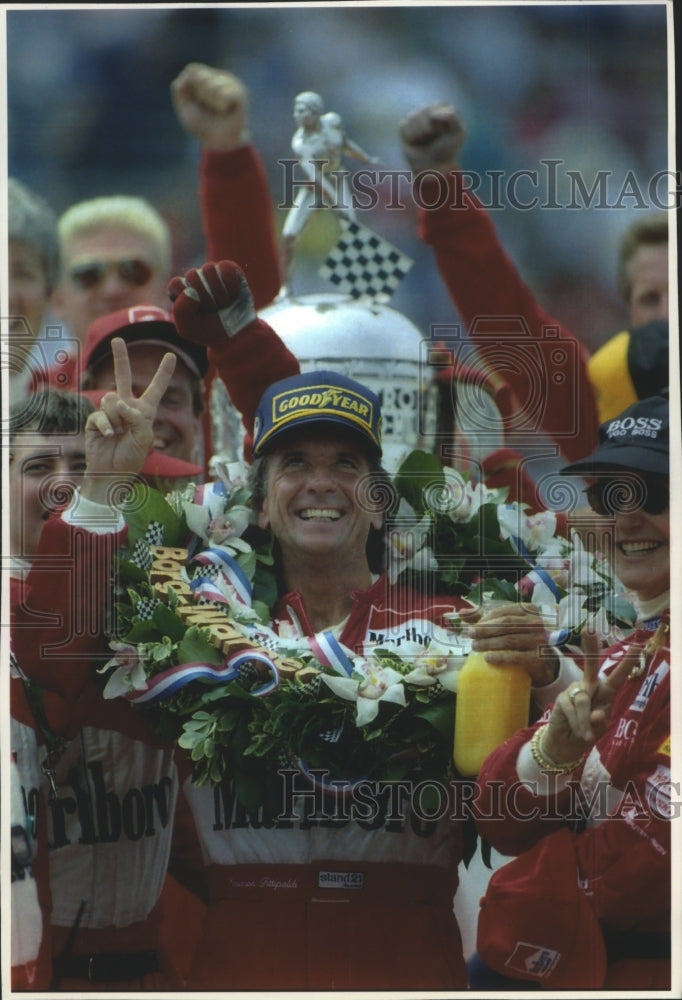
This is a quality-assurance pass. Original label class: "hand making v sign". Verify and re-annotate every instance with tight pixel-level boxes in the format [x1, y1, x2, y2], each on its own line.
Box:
[541, 628, 644, 766]
[82, 337, 176, 502]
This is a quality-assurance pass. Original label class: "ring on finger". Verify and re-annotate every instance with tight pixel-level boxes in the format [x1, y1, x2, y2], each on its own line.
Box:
[568, 684, 584, 705]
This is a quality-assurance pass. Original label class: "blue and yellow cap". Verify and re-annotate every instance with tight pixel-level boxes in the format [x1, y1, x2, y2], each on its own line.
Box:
[252, 369, 382, 457]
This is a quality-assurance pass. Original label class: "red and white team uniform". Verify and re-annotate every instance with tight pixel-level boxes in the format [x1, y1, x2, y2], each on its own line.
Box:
[472, 614, 671, 991]
[10, 510, 204, 990]
[179, 580, 470, 991]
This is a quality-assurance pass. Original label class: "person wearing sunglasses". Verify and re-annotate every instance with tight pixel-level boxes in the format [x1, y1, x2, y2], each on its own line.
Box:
[468, 392, 671, 991]
[50, 195, 171, 354]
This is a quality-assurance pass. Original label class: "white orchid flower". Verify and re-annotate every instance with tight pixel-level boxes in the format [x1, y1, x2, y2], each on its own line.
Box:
[322, 658, 407, 726]
[184, 492, 253, 548]
[534, 541, 570, 583]
[401, 638, 465, 693]
[441, 467, 489, 521]
[272, 620, 302, 642]
[98, 641, 148, 699]
[183, 493, 223, 542]
[523, 510, 558, 551]
[496, 503, 522, 542]
[206, 506, 253, 548]
[387, 498, 438, 584]
[497, 504, 558, 554]
[568, 529, 608, 587]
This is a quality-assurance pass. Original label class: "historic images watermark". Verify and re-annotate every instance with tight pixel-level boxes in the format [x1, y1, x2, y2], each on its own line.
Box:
[207, 769, 678, 832]
[277, 158, 681, 213]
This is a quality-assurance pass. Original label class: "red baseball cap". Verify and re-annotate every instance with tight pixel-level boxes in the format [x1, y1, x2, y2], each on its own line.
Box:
[141, 450, 203, 479]
[81, 305, 208, 379]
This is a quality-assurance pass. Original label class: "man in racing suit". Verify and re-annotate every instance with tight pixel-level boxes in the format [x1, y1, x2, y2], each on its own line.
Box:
[173, 368, 471, 990]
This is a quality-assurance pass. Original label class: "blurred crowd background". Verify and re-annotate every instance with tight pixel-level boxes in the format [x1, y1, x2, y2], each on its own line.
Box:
[6, 3, 671, 350]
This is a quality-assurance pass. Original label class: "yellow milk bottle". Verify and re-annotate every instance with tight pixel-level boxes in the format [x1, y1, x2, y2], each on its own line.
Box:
[453, 651, 531, 777]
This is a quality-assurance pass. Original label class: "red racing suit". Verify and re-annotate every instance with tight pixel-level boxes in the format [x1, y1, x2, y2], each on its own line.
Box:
[415, 170, 600, 469]
[178, 577, 470, 991]
[10, 510, 204, 990]
[200, 145, 281, 308]
[472, 615, 671, 990]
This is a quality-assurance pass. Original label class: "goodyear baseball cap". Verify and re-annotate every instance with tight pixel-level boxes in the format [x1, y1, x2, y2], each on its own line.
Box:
[252, 369, 382, 457]
[561, 393, 669, 477]
[82, 305, 208, 378]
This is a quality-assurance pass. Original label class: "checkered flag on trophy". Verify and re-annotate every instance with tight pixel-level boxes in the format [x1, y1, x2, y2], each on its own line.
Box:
[319, 219, 413, 302]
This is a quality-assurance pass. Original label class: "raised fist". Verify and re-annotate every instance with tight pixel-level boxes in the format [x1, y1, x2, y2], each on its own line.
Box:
[399, 103, 467, 174]
[171, 62, 250, 151]
[168, 261, 257, 347]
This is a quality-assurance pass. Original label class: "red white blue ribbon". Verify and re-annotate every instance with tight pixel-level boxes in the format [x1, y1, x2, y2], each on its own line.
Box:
[193, 480, 228, 506]
[125, 649, 279, 704]
[509, 531, 562, 603]
[189, 575, 231, 606]
[190, 547, 252, 607]
[307, 631, 355, 676]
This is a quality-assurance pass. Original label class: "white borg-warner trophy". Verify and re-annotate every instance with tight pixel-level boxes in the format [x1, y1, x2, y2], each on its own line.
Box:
[208, 90, 504, 475]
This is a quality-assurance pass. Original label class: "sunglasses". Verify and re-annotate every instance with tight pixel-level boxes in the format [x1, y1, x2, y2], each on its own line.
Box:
[69, 258, 154, 291]
[584, 473, 669, 516]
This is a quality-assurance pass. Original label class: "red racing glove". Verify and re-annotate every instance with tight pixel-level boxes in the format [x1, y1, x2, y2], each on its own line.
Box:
[167, 260, 257, 346]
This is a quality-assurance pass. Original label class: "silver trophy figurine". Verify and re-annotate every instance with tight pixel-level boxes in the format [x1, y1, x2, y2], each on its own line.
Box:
[279, 91, 379, 296]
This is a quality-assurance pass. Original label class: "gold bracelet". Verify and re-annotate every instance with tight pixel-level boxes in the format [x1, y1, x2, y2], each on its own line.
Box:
[529, 724, 586, 775]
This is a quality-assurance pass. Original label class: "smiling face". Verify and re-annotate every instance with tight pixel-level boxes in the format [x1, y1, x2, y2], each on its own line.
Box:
[10, 433, 87, 559]
[89, 343, 201, 462]
[612, 505, 670, 602]
[257, 429, 383, 566]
